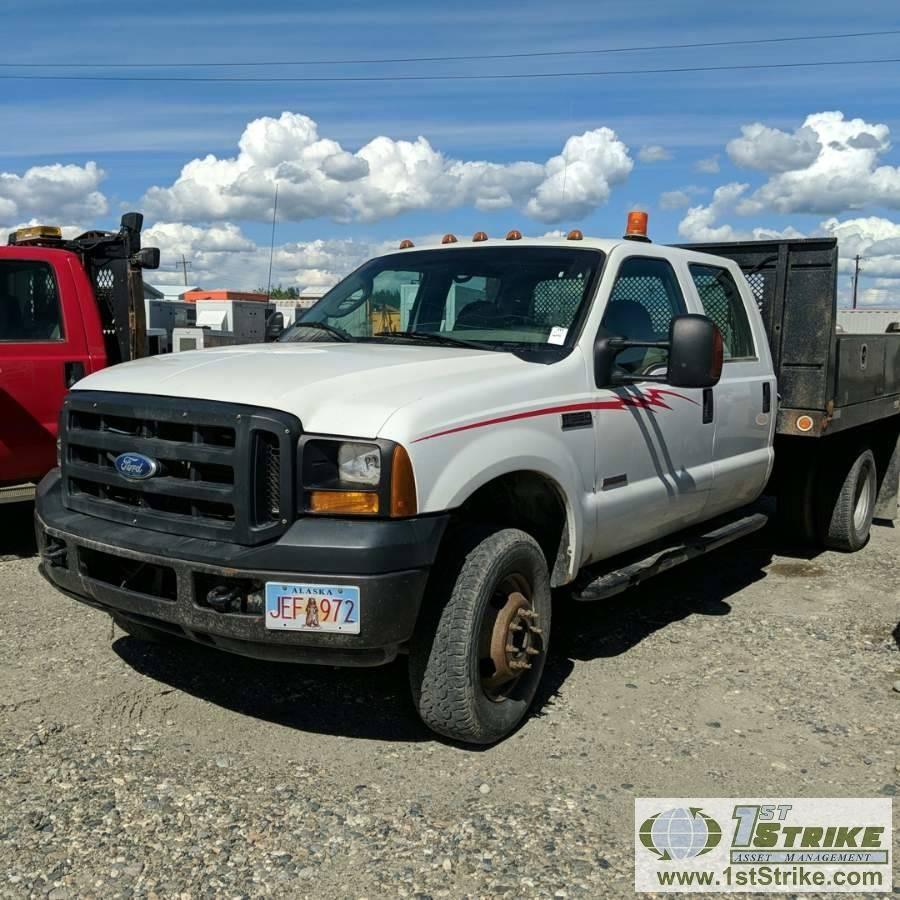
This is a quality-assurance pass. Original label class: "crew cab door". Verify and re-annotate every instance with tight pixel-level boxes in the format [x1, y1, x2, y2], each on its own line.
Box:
[0, 253, 89, 484]
[590, 254, 715, 558]
[686, 261, 775, 516]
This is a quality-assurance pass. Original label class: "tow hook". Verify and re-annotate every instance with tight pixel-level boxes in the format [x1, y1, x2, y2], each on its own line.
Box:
[205, 585, 243, 613]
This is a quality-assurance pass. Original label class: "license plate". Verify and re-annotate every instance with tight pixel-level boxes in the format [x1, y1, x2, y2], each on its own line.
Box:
[264, 582, 360, 634]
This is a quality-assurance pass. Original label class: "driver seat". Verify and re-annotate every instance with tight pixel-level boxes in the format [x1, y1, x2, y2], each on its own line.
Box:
[601, 299, 656, 373]
[454, 300, 500, 330]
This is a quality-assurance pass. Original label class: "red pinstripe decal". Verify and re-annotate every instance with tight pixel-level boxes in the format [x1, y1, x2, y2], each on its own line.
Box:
[412, 388, 698, 442]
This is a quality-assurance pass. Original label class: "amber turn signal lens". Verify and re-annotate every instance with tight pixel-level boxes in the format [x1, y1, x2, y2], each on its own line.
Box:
[796, 415, 814, 433]
[390, 445, 417, 517]
[308, 491, 379, 515]
[566, 229, 583, 240]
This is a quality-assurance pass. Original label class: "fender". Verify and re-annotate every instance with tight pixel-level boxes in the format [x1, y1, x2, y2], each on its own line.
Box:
[404, 422, 588, 582]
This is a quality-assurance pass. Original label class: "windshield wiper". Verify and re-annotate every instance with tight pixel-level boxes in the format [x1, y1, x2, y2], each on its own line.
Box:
[375, 330, 494, 351]
[286, 321, 352, 342]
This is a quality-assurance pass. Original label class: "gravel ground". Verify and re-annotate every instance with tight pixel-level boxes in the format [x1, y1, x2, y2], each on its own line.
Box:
[0, 500, 898, 898]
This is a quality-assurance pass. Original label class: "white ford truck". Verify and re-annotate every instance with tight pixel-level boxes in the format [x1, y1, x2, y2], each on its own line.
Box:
[36, 217, 900, 744]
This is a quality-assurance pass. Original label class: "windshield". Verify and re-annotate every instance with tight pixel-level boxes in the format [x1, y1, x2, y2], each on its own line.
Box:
[280, 246, 604, 350]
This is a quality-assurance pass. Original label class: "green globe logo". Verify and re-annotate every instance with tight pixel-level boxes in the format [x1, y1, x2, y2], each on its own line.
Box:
[639, 807, 722, 861]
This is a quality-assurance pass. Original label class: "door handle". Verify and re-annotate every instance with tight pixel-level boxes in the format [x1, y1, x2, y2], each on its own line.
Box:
[762, 382, 771, 413]
[64, 361, 85, 388]
[702, 387, 714, 424]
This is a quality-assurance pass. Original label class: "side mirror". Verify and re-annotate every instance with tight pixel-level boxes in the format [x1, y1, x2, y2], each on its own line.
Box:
[594, 313, 722, 389]
[132, 247, 160, 270]
[667, 314, 723, 388]
[265, 311, 285, 341]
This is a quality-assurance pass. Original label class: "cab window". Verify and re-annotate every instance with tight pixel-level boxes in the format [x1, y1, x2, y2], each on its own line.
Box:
[600, 257, 686, 374]
[689, 264, 756, 360]
[0, 260, 64, 342]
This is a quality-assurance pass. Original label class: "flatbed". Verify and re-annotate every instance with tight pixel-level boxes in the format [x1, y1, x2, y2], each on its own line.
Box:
[679, 238, 900, 436]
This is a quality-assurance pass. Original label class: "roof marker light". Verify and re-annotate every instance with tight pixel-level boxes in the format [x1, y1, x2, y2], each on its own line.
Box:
[441, 233, 458, 244]
[624, 210, 651, 243]
[399, 239, 414, 249]
[567, 229, 583, 241]
[506, 229, 522, 241]
[472, 231, 488, 242]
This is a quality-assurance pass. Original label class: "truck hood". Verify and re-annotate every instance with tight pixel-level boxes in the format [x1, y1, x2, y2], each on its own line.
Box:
[73, 342, 529, 438]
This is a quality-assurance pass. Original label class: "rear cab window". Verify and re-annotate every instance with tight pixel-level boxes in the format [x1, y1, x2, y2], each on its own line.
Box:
[688, 263, 756, 361]
[0, 260, 64, 342]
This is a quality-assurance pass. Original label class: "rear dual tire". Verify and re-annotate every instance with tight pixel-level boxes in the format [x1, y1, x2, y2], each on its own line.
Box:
[777, 444, 878, 552]
[822, 447, 877, 552]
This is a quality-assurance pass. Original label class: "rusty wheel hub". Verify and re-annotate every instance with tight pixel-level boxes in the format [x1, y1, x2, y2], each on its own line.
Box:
[482, 588, 543, 696]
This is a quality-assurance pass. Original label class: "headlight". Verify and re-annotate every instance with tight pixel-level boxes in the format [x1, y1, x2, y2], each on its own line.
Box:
[337, 442, 381, 486]
[299, 438, 416, 518]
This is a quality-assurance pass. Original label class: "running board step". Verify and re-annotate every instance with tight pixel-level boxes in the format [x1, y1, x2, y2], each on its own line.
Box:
[572, 512, 768, 603]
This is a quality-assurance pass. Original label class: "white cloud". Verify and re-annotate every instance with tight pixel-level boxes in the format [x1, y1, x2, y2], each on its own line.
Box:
[728, 112, 899, 216]
[0, 161, 107, 226]
[694, 155, 720, 174]
[144, 220, 389, 291]
[141, 112, 633, 226]
[659, 186, 705, 211]
[144, 221, 257, 256]
[638, 144, 671, 163]
[525, 128, 633, 222]
[821, 216, 900, 281]
[726, 123, 821, 173]
[660, 190, 691, 210]
[677, 183, 804, 243]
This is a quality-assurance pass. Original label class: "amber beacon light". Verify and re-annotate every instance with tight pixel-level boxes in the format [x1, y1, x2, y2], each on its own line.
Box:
[624, 210, 650, 242]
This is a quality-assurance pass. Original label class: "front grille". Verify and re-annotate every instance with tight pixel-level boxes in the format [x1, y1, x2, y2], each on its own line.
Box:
[254, 432, 281, 524]
[61, 392, 300, 545]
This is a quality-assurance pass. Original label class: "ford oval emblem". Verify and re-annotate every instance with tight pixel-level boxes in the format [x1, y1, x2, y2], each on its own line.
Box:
[113, 452, 160, 480]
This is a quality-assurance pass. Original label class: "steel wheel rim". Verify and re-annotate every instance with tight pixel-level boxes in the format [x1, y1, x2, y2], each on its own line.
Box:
[478, 572, 544, 702]
[853, 463, 875, 532]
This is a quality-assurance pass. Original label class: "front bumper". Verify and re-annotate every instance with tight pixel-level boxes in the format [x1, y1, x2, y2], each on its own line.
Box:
[36, 471, 448, 667]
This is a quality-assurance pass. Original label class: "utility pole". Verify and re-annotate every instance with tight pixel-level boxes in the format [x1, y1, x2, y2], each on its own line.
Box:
[852, 254, 862, 309]
[180, 254, 192, 287]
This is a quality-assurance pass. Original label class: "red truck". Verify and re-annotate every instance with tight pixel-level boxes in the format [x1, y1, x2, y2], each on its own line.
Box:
[0, 214, 158, 503]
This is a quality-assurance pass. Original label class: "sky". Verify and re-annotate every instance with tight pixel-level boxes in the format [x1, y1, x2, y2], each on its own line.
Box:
[3, 0, 900, 305]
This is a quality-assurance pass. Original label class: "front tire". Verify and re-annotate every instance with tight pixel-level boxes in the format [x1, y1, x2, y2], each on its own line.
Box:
[409, 527, 551, 744]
